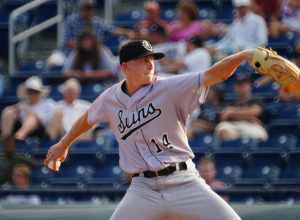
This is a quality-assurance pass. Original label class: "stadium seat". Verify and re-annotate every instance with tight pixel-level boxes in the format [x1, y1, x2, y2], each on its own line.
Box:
[243, 153, 283, 180]
[71, 140, 103, 154]
[268, 32, 298, 58]
[189, 133, 216, 150]
[31, 165, 55, 185]
[93, 155, 121, 179]
[213, 153, 244, 181]
[281, 153, 300, 179]
[220, 138, 257, 150]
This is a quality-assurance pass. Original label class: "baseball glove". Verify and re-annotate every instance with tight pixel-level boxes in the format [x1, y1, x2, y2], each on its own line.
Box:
[251, 47, 300, 88]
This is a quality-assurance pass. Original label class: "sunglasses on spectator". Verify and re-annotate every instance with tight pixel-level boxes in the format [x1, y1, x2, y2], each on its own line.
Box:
[26, 88, 41, 95]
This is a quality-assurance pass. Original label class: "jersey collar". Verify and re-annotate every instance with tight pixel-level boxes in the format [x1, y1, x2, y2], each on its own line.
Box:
[116, 77, 157, 108]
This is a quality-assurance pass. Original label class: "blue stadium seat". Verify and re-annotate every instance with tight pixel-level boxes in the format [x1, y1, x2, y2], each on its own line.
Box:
[96, 132, 118, 152]
[115, 10, 143, 28]
[189, 133, 216, 150]
[243, 153, 283, 180]
[269, 102, 300, 121]
[258, 132, 298, 149]
[272, 178, 300, 189]
[233, 178, 266, 188]
[31, 165, 55, 185]
[162, 9, 176, 21]
[93, 155, 121, 179]
[71, 140, 103, 153]
[220, 138, 257, 149]
[253, 82, 279, 99]
[48, 177, 85, 188]
[281, 153, 300, 179]
[268, 32, 298, 58]
[213, 153, 244, 181]
[86, 178, 119, 188]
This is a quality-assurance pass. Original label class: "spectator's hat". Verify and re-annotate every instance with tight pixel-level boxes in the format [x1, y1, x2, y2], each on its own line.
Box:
[232, 0, 250, 7]
[79, 0, 96, 8]
[119, 40, 165, 64]
[18, 76, 49, 99]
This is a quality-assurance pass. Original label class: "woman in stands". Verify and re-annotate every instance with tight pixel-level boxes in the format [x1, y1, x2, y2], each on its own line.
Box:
[63, 31, 118, 79]
[167, 0, 222, 42]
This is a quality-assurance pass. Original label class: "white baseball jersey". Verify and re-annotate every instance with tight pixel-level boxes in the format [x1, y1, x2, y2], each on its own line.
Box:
[87, 73, 208, 173]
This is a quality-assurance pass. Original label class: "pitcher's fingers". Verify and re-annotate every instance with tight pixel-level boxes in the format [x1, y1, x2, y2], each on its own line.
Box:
[54, 161, 57, 171]
[44, 153, 55, 164]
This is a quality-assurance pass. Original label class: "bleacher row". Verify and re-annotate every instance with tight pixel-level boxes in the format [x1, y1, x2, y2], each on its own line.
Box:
[2, 131, 300, 198]
[0, 0, 298, 62]
[1, 74, 300, 198]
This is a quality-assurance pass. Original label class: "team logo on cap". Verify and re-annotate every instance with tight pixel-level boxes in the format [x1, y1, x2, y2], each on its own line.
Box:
[142, 40, 152, 51]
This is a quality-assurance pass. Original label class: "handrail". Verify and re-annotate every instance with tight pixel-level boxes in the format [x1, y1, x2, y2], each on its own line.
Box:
[104, 0, 113, 24]
[9, 0, 63, 75]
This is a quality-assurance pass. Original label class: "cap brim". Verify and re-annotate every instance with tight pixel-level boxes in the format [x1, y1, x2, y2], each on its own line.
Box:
[142, 52, 165, 60]
[152, 52, 165, 60]
[120, 52, 165, 64]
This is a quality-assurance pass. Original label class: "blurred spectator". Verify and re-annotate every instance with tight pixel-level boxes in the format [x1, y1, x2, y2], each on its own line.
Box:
[159, 36, 211, 75]
[0, 143, 38, 186]
[215, 75, 268, 141]
[2, 164, 41, 205]
[1, 76, 55, 142]
[114, 1, 169, 40]
[146, 24, 186, 74]
[11, 164, 31, 190]
[187, 87, 224, 139]
[198, 158, 226, 190]
[63, 0, 114, 53]
[48, 78, 91, 140]
[211, 0, 267, 56]
[269, 0, 300, 36]
[138, 1, 169, 33]
[251, 0, 282, 22]
[167, 0, 219, 42]
[63, 31, 118, 78]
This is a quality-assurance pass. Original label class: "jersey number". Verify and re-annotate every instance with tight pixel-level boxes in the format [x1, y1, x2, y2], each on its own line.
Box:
[151, 134, 173, 153]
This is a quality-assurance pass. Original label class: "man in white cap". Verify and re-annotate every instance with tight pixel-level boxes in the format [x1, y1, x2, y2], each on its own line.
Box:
[211, 0, 267, 56]
[48, 78, 91, 140]
[1, 76, 56, 141]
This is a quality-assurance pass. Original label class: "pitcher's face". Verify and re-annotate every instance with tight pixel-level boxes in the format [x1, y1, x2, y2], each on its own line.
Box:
[122, 55, 155, 85]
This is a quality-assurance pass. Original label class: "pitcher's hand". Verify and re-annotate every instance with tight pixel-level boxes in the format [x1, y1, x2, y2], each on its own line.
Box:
[44, 143, 69, 171]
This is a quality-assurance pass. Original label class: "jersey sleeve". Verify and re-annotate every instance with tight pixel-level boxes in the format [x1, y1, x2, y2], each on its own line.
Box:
[166, 72, 209, 119]
[87, 91, 108, 125]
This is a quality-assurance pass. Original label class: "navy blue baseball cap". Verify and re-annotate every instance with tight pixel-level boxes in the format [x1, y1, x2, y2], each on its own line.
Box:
[119, 40, 165, 64]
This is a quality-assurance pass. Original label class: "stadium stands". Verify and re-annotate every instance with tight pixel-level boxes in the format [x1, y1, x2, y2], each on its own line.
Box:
[1, 0, 300, 204]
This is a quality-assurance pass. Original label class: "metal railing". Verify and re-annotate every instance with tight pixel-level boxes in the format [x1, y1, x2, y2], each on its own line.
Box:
[9, 0, 63, 75]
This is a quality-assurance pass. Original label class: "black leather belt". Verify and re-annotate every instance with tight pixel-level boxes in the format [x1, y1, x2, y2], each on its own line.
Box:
[132, 161, 188, 178]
